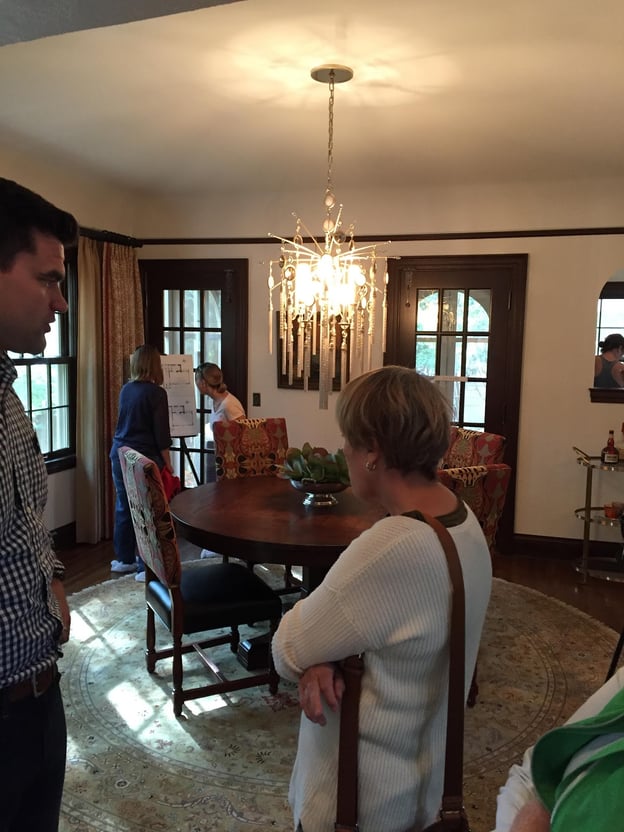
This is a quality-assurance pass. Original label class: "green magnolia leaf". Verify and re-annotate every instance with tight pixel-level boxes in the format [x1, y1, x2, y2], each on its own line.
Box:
[278, 445, 350, 484]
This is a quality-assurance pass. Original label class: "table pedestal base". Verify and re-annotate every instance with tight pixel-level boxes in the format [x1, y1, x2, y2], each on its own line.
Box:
[237, 632, 271, 670]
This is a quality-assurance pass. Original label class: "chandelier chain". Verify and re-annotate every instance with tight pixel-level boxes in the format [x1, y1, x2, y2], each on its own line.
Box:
[326, 69, 335, 196]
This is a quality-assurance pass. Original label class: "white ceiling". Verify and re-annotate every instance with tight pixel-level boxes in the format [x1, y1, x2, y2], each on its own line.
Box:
[0, 0, 623, 196]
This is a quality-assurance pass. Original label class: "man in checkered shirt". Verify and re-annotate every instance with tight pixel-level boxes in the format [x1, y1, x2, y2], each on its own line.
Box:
[0, 178, 78, 831]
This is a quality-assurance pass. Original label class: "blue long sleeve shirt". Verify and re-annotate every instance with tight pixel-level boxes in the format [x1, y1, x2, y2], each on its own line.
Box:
[110, 380, 171, 468]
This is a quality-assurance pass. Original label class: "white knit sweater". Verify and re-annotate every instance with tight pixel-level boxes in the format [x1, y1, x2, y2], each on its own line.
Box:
[272, 506, 492, 832]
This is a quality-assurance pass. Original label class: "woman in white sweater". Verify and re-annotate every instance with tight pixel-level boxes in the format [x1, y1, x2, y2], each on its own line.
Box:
[272, 366, 492, 832]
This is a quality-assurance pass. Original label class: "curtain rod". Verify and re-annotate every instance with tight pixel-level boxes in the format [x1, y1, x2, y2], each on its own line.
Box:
[138, 226, 624, 246]
[80, 227, 142, 248]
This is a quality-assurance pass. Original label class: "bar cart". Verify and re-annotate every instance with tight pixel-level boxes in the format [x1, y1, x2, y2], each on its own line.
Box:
[574, 446, 624, 582]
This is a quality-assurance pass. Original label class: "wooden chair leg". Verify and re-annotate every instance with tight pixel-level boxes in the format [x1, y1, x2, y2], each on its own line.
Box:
[467, 663, 479, 708]
[146, 606, 157, 673]
[606, 625, 624, 682]
[172, 633, 184, 716]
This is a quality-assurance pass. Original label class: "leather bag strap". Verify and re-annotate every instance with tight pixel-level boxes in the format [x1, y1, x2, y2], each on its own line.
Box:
[335, 513, 466, 831]
[421, 512, 466, 820]
[335, 653, 364, 831]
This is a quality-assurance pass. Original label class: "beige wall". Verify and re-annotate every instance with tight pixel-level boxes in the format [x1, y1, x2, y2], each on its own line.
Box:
[4, 143, 624, 545]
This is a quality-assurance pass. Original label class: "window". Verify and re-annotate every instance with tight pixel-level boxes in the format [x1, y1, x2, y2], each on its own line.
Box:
[8, 252, 77, 470]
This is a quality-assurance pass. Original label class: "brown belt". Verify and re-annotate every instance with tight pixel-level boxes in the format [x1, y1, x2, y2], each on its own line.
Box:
[2, 663, 58, 703]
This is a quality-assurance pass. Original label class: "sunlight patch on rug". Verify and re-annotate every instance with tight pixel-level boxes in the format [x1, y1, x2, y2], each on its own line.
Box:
[59, 572, 617, 832]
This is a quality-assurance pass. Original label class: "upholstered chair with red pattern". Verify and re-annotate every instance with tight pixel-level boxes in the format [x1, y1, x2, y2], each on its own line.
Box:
[212, 418, 299, 593]
[213, 417, 289, 480]
[118, 446, 281, 716]
[437, 427, 512, 707]
[438, 427, 511, 555]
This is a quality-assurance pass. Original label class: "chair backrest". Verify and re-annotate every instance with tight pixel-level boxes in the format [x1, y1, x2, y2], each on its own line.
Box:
[118, 446, 181, 586]
[443, 426, 506, 468]
[213, 417, 289, 480]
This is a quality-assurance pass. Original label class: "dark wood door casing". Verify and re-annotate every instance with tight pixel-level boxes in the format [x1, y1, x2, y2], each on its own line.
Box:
[140, 258, 249, 409]
[384, 254, 528, 552]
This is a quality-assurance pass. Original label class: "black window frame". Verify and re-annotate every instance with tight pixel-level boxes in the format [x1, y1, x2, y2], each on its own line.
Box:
[10, 249, 77, 473]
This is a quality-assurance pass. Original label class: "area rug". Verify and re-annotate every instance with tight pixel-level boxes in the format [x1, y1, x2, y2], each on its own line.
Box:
[59, 570, 618, 832]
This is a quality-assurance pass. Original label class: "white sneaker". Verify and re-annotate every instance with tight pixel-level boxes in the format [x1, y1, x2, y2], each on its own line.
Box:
[111, 560, 136, 574]
[200, 549, 218, 559]
[135, 571, 146, 582]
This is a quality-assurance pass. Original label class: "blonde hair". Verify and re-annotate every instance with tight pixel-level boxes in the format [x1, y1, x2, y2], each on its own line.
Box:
[195, 362, 227, 394]
[129, 344, 163, 385]
[335, 365, 451, 480]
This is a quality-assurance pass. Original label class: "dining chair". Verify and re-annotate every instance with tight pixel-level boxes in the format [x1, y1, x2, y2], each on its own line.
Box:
[213, 417, 289, 479]
[118, 445, 281, 716]
[213, 417, 300, 594]
[438, 427, 511, 707]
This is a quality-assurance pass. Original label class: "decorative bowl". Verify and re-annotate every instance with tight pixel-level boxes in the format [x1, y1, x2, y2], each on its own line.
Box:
[290, 478, 348, 507]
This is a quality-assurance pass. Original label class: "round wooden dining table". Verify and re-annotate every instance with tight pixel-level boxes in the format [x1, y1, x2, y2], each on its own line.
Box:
[170, 476, 386, 593]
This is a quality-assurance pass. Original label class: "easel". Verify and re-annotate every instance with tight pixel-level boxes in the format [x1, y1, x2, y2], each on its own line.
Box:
[179, 436, 200, 486]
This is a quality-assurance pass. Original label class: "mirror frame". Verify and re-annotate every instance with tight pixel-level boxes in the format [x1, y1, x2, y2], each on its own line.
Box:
[591, 281, 624, 402]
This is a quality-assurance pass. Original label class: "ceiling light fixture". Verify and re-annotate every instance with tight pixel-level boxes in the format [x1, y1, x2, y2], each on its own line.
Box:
[268, 64, 390, 410]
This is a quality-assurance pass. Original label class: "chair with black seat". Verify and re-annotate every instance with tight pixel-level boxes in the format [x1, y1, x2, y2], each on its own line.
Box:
[213, 417, 300, 593]
[118, 445, 281, 717]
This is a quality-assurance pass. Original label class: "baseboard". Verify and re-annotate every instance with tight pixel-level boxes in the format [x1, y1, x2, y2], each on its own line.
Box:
[51, 522, 76, 550]
[508, 533, 618, 560]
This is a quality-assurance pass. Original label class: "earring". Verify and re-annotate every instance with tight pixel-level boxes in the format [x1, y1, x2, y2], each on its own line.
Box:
[365, 461, 376, 472]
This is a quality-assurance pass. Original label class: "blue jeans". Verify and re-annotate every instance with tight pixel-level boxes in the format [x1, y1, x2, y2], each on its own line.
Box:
[0, 674, 66, 832]
[110, 455, 145, 572]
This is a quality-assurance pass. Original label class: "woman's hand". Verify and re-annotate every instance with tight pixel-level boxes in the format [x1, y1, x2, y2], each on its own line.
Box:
[298, 663, 345, 725]
[508, 800, 551, 832]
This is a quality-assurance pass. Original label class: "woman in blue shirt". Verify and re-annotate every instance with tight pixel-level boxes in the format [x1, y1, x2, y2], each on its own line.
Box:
[109, 344, 173, 580]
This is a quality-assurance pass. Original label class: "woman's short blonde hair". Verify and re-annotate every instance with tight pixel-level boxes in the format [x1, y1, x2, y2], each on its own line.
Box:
[129, 344, 164, 385]
[335, 365, 451, 480]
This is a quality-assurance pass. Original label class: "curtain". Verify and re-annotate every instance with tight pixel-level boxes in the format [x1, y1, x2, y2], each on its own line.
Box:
[75, 238, 144, 542]
[75, 238, 103, 543]
[102, 242, 145, 539]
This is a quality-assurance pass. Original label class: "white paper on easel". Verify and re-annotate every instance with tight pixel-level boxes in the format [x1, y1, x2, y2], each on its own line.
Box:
[160, 354, 198, 438]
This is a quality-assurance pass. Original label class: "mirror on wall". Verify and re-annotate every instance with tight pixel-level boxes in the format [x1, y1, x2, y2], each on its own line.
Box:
[591, 270, 624, 402]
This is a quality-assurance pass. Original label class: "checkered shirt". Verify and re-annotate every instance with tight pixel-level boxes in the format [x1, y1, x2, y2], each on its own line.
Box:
[0, 351, 64, 687]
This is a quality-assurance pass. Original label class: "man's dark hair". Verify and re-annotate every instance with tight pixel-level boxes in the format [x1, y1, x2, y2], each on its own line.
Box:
[0, 177, 79, 270]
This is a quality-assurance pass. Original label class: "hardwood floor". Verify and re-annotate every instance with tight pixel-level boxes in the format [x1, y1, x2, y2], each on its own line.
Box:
[58, 539, 624, 637]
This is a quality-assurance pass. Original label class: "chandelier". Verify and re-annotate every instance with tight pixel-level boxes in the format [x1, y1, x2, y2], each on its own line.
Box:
[268, 64, 389, 410]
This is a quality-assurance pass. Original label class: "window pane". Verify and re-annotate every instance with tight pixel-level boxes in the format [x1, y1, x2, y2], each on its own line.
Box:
[13, 365, 29, 406]
[52, 406, 69, 451]
[202, 332, 222, 365]
[435, 380, 460, 422]
[416, 289, 438, 331]
[184, 332, 201, 362]
[204, 291, 221, 328]
[30, 365, 49, 409]
[32, 410, 50, 454]
[441, 290, 464, 332]
[50, 364, 68, 407]
[464, 381, 486, 425]
[468, 290, 491, 331]
[45, 319, 61, 357]
[415, 335, 436, 375]
[184, 290, 201, 327]
[440, 334, 463, 376]
[163, 290, 180, 327]
[164, 331, 180, 354]
[466, 336, 488, 378]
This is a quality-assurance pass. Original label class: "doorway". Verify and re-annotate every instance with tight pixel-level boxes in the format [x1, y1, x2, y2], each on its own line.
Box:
[141, 258, 248, 486]
[385, 254, 527, 549]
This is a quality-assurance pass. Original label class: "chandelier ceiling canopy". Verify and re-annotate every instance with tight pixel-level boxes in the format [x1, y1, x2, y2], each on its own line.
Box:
[268, 64, 390, 410]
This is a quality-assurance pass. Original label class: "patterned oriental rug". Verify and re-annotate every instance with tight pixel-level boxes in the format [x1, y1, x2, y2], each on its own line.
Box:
[59, 568, 617, 832]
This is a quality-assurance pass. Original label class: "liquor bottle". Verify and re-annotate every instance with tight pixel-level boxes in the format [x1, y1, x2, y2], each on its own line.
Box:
[601, 430, 619, 465]
[616, 422, 624, 462]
